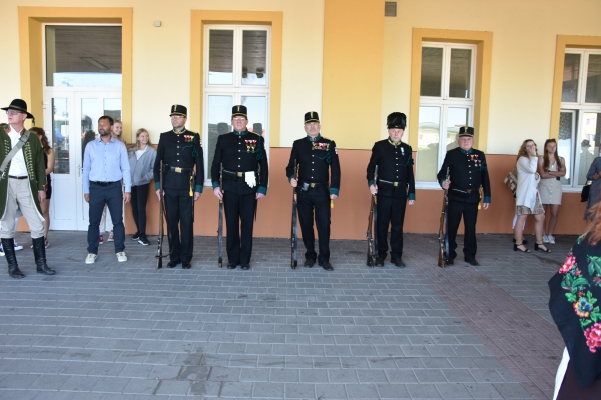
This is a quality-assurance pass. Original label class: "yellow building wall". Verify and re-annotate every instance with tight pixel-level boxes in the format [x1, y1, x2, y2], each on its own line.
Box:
[381, 0, 601, 155]
[0, 0, 325, 146]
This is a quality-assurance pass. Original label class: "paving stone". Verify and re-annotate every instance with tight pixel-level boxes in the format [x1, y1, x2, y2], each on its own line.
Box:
[0, 233, 562, 399]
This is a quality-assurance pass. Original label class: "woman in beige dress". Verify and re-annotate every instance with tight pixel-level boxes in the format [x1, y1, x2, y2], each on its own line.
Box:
[537, 139, 566, 245]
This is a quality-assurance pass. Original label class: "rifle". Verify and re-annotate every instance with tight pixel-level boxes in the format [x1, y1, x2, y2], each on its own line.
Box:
[438, 167, 450, 268]
[366, 166, 378, 267]
[217, 169, 223, 268]
[155, 161, 171, 268]
[290, 163, 298, 269]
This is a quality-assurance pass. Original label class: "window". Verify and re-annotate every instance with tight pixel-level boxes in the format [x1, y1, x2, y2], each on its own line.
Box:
[416, 43, 476, 183]
[203, 25, 270, 185]
[558, 49, 601, 187]
[45, 25, 122, 88]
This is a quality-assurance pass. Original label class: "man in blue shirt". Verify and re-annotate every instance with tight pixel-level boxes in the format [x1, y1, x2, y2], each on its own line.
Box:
[82, 116, 131, 264]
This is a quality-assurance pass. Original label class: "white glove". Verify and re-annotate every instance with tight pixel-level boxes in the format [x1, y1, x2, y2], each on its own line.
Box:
[245, 171, 256, 188]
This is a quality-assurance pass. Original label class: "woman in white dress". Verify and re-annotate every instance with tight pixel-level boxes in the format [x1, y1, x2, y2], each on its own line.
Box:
[514, 139, 551, 253]
[537, 139, 566, 244]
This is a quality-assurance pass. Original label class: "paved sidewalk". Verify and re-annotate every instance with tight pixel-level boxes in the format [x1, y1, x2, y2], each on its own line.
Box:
[0, 232, 572, 399]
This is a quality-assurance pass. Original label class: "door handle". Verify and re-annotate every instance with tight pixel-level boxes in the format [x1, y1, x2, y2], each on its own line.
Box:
[77, 164, 81, 177]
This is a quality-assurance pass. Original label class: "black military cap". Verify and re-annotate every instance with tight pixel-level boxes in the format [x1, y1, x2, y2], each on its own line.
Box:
[458, 126, 474, 137]
[232, 105, 247, 118]
[304, 111, 320, 124]
[2, 99, 34, 119]
[387, 112, 406, 130]
[170, 104, 187, 117]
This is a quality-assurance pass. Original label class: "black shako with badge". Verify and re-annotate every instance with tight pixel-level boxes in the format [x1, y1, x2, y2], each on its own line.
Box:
[211, 105, 268, 270]
[285, 111, 341, 270]
[153, 104, 204, 268]
[436, 126, 491, 265]
[366, 112, 415, 267]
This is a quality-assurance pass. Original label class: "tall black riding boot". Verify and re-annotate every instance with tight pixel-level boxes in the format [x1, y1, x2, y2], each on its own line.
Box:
[2, 238, 24, 278]
[32, 237, 55, 275]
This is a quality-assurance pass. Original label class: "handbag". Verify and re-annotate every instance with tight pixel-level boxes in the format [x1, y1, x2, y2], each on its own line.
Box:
[581, 180, 593, 202]
[503, 169, 518, 198]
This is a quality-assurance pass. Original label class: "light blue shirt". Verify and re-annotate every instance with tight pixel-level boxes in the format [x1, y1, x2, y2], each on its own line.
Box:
[82, 136, 131, 194]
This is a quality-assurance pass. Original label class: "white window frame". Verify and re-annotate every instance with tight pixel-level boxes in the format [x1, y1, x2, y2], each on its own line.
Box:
[560, 49, 601, 191]
[202, 25, 271, 186]
[417, 42, 476, 188]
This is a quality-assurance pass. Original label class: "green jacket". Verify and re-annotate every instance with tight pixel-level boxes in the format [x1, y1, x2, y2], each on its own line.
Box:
[0, 123, 46, 220]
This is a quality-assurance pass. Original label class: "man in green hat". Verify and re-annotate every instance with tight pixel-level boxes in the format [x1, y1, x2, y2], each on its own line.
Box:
[0, 99, 55, 278]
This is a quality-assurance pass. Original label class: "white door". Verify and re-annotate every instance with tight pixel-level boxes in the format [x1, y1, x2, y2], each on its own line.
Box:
[44, 89, 121, 230]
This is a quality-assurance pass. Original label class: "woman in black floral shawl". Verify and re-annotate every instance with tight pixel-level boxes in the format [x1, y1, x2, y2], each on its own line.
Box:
[549, 201, 601, 398]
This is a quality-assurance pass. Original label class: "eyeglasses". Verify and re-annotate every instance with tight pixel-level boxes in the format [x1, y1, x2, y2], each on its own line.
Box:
[170, 115, 184, 119]
[6, 110, 22, 116]
[232, 117, 246, 122]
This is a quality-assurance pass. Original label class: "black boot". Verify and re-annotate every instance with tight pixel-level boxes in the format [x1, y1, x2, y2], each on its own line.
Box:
[32, 237, 55, 275]
[2, 238, 24, 278]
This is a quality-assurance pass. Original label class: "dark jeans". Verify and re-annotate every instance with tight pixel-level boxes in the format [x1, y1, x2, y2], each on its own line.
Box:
[297, 190, 331, 264]
[87, 182, 125, 254]
[131, 183, 149, 235]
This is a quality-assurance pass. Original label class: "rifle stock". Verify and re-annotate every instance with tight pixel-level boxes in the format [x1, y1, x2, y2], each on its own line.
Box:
[366, 166, 378, 267]
[437, 167, 450, 268]
[290, 163, 298, 269]
[156, 161, 165, 268]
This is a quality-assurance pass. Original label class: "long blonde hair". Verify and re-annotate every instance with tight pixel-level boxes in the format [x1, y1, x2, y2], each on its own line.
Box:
[516, 139, 537, 162]
[135, 128, 152, 150]
[112, 119, 126, 143]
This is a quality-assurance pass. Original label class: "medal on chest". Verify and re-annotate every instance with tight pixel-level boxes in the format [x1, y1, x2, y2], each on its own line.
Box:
[183, 134, 194, 143]
[312, 142, 330, 151]
[245, 139, 257, 153]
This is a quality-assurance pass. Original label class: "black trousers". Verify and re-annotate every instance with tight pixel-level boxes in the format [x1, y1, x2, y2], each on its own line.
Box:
[297, 190, 331, 263]
[131, 183, 149, 235]
[223, 191, 255, 265]
[164, 188, 194, 262]
[447, 200, 479, 261]
[376, 195, 407, 261]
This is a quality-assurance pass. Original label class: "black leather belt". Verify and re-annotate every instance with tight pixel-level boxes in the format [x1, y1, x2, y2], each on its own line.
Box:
[168, 166, 193, 173]
[90, 181, 120, 186]
[223, 169, 252, 178]
[8, 175, 28, 180]
[451, 188, 475, 194]
[378, 179, 399, 187]
[299, 181, 328, 189]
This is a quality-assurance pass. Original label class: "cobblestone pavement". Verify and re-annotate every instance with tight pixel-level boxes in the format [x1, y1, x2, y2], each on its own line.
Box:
[0, 231, 574, 399]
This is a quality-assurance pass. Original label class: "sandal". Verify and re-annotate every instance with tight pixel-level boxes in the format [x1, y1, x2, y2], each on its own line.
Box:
[514, 243, 531, 253]
[534, 243, 551, 253]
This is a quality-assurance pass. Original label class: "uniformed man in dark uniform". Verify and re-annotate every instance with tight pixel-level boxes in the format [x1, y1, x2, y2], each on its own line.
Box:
[153, 104, 204, 269]
[437, 126, 491, 266]
[366, 112, 415, 268]
[285, 112, 341, 271]
[211, 105, 268, 270]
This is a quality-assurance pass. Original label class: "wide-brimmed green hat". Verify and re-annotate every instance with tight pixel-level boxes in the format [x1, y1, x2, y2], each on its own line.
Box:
[1, 99, 34, 120]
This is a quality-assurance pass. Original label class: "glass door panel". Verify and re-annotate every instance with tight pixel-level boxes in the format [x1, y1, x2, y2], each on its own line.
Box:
[241, 30, 267, 86]
[449, 49, 472, 99]
[558, 110, 574, 185]
[420, 47, 443, 97]
[52, 98, 70, 174]
[416, 106, 441, 182]
[241, 96, 267, 137]
[579, 112, 601, 185]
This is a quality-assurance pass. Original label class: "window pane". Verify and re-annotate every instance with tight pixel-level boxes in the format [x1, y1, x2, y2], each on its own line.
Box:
[585, 54, 601, 103]
[103, 98, 121, 122]
[52, 98, 69, 174]
[562, 53, 580, 103]
[416, 106, 441, 182]
[420, 47, 443, 97]
[208, 30, 234, 85]
[206, 96, 233, 172]
[579, 112, 601, 185]
[45, 25, 122, 87]
[242, 30, 267, 86]
[449, 49, 472, 99]
[241, 96, 267, 138]
[446, 108, 469, 151]
[558, 111, 573, 185]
